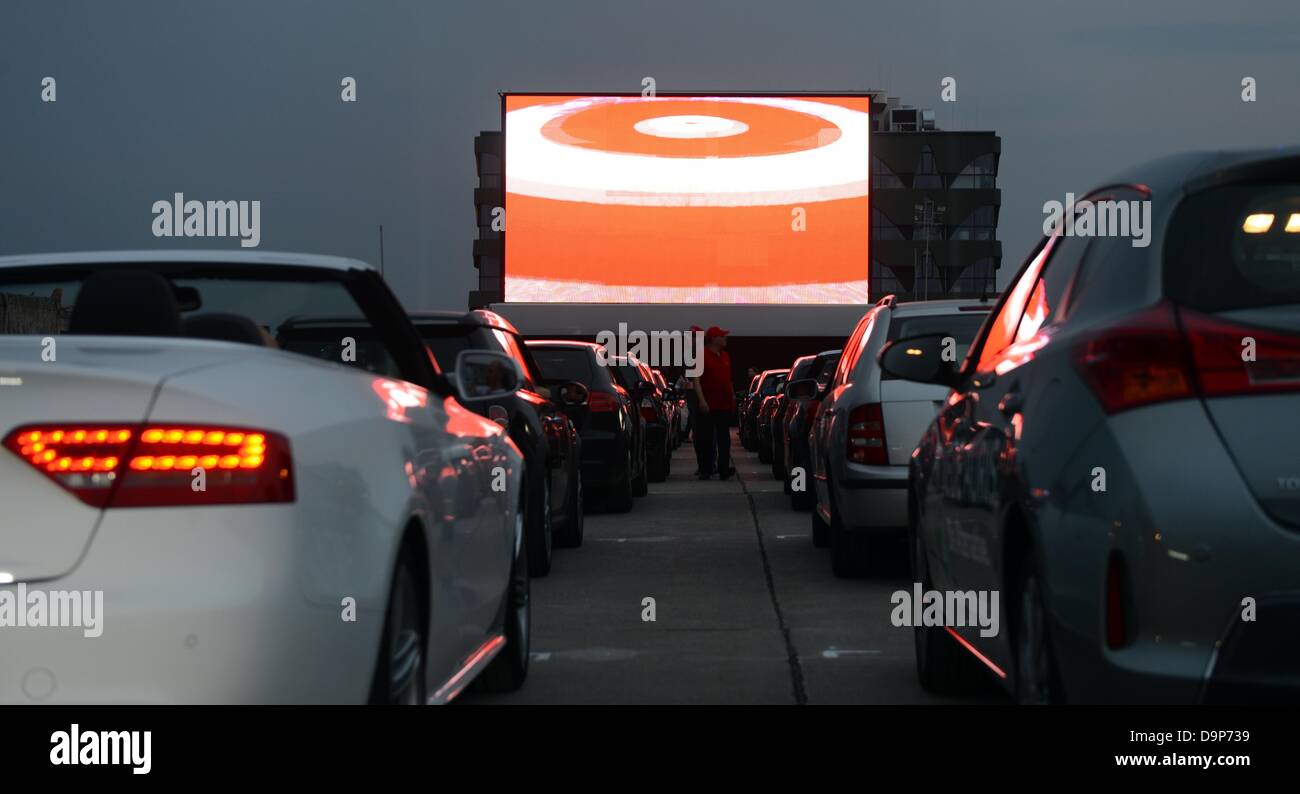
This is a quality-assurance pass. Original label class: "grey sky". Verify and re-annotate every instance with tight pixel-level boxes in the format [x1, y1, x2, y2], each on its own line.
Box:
[3, 0, 1298, 310]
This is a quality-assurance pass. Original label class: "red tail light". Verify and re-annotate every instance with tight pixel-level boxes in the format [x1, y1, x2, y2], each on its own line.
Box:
[1074, 302, 1300, 414]
[639, 397, 657, 422]
[846, 403, 888, 465]
[1106, 553, 1128, 650]
[588, 391, 620, 412]
[4, 424, 294, 508]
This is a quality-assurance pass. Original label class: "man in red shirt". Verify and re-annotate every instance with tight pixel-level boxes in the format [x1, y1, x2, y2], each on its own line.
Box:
[693, 326, 736, 480]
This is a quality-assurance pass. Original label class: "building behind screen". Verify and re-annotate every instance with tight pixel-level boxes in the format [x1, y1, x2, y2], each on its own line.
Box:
[468, 92, 1002, 309]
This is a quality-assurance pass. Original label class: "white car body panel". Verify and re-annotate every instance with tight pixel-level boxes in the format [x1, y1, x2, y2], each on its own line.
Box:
[0, 334, 523, 703]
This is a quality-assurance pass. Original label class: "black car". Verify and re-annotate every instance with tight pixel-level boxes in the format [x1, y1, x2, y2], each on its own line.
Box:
[780, 349, 840, 509]
[413, 310, 583, 577]
[754, 370, 788, 464]
[526, 340, 647, 511]
[607, 354, 673, 482]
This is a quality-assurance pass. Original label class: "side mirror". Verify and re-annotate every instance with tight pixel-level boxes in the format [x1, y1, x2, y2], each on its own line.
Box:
[878, 334, 960, 388]
[786, 378, 818, 400]
[454, 350, 521, 402]
[559, 381, 589, 406]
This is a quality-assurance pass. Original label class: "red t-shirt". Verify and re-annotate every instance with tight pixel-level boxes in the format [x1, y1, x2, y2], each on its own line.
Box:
[699, 348, 735, 411]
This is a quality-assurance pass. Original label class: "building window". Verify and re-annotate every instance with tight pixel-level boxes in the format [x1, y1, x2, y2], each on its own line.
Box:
[951, 205, 997, 241]
[872, 207, 905, 240]
[871, 156, 905, 189]
[951, 153, 997, 189]
[951, 258, 996, 297]
[913, 146, 943, 189]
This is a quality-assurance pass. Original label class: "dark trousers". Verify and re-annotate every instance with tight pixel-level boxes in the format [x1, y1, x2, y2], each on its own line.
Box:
[696, 409, 734, 476]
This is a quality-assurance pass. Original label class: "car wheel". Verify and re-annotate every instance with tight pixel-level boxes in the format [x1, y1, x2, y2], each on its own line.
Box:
[369, 555, 426, 705]
[556, 467, 584, 548]
[632, 446, 649, 496]
[757, 433, 772, 463]
[1014, 551, 1062, 705]
[829, 474, 866, 577]
[648, 440, 669, 483]
[606, 447, 635, 512]
[526, 472, 553, 577]
[475, 499, 531, 693]
[912, 521, 988, 695]
[810, 469, 831, 546]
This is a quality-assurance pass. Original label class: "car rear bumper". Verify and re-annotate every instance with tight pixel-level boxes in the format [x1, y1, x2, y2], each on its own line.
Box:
[834, 462, 909, 531]
[0, 505, 384, 704]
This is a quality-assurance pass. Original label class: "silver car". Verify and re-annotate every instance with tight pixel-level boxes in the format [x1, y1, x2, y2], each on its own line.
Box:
[882, 149, 1300, 703]
[807, 297, 991, 576]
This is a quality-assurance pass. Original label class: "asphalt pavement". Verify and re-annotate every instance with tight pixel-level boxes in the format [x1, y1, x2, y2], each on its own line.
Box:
[463, 430, 999, 704]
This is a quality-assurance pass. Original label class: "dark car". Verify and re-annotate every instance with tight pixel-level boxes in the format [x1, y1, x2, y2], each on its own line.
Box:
[650, 368, 681, 448]
[886, 149, 1300, 703]
[526, 340, 647, 511]
[608, 354, 673, 482]
[779, 349, 840, 508]
[738, 375, 760, 449]
[754, 370, 788, 464]
[413, 310, 583, 577]
[741, 370, 784, 451]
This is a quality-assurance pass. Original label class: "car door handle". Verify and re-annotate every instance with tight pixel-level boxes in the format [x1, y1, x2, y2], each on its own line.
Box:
[997, 390, 1022, 417]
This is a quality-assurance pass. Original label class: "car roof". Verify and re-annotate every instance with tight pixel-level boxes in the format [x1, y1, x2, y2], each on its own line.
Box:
[0, 250, 376, 272]
[1094, 147, 1300, 197]
[527, 339, 602, 349]
[889, 299, 994, 317]
[409, 308, 519, 333]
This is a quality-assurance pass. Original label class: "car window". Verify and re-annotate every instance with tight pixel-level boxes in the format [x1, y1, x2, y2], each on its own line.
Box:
[973, 237, 1054, 374]
[884, 313, 989, 380]
[530, 346, 597, 386]
[417, 323, 477, 372]
[484, 328, 535, 389]
[835, 310, 876, 385]
[1165, 182, 1300, 312]
[0, 264, 410, 381]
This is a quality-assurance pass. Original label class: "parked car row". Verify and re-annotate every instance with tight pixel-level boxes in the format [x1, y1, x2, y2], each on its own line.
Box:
[0, 254, 683, 705]
[744, 149, 1300, 704]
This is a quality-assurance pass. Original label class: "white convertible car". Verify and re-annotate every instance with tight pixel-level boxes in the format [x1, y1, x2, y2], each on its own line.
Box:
[0, 251, 529, 703]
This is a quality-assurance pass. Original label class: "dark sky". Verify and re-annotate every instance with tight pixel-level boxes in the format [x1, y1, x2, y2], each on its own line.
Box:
[3, 0, 1298, 309]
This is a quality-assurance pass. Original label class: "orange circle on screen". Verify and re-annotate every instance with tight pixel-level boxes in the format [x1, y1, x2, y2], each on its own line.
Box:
[541, 99, 841, 158]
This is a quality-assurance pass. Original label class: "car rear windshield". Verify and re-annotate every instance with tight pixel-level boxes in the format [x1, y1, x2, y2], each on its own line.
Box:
[416, 323, 478, 371]
[0, 263, 404, 378]
[883, 313, 987, 380]
[1165, 183, 1300, 312]
[759, 373, 787, 395]
[531, 346, 597, 386]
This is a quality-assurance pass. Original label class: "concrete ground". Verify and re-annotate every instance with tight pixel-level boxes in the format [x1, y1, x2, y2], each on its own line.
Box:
[463, 431, 1000, 704]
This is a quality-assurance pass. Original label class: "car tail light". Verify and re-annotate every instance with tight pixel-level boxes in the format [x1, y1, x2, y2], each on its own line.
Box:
[1105, 553, 1129, 649]
[1074, 301, 1300, 414]
[588, 391, 620, 412]
[846, 403, 887, 465]
[3, 424, 294, 508]
[1180, 307, 1300, 397]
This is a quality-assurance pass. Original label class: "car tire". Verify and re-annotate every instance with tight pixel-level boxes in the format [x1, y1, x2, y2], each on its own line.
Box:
[1013, 549, 1064, 705]
[632, 447, 649, 496]
[757, 434, 772, 464]
[369, 553, 427, 705]
[555, 468, 584, 548]
[810, 476, 831, 547]
[525, 472, 553, 578]
[606, 447, 635, 513]
[829, 476, 867, 577]
[474, 499, 531, 693]
[912, 520, 988, 695]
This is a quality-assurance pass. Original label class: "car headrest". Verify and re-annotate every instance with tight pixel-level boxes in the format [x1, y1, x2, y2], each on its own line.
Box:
[68, 269, 182, 337]
[182, 313, 269, 347]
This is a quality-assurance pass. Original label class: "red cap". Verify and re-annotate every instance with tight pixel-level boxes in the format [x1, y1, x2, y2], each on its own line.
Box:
[705, 326, 729, 338]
